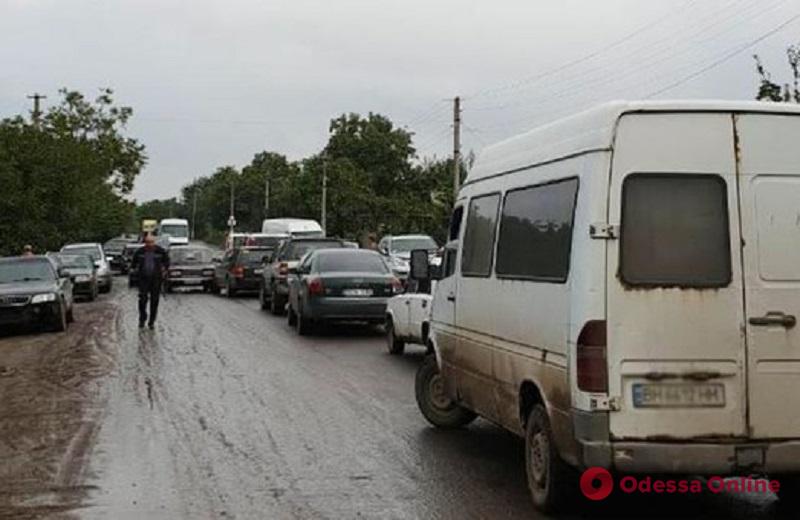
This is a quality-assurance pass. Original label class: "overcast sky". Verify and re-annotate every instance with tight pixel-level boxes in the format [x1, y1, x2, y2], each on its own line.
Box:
[1, 0, 798, 201]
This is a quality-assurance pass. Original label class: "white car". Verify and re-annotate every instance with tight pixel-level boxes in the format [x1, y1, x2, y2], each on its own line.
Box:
[60, 242, 112, 293]
[384, 280, 435, 355]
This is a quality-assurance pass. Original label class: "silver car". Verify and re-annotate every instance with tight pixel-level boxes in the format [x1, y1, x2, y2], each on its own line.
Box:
[60, 242, 113, 293]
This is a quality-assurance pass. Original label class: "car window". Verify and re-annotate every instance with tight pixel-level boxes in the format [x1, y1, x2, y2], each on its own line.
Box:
[62, 245, 101, 261]
[282, 241, 343, 261]
[620, 174, 731, 287]
[461, 193, 501, 277]
[58, 254, 94, 269]
[238, 249, 271, 265]
[160, 224, 188, 237]
[496, 178, 579, 282]
[172, 248, 213, 264]
[389, 237, 437, 253]
[449, 206, 464, 241]
[317, 252, 390, 273]
[0, 260, 56, 283]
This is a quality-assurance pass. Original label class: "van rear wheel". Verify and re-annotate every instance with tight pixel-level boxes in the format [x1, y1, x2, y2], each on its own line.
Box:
[525, 404, 577, 513]
[415, 355, 475, 428]
[386, 318, 405, 355]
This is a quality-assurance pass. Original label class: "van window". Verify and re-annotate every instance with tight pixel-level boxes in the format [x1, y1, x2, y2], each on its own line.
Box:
[461, 193, 500, 277]
[620, 174, 731, 287]
[496, 178, 578, 282]
[448, 206, 464, 241]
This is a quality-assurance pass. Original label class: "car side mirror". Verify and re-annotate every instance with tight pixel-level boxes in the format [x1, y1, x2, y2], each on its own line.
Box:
[409, 249, 430, 281]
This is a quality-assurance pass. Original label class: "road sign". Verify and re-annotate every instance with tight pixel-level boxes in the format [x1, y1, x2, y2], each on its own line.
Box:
[227, 215, 237, 227]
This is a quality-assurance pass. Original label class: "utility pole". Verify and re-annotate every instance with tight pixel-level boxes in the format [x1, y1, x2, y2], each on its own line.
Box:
[264, 171, 270, 219]
[27, 93, 47, 125]
[191, 189, 198, 240]
[228, 181, 236, 237]
[453, 96, 462, 197]
[321, 152, 328, 235]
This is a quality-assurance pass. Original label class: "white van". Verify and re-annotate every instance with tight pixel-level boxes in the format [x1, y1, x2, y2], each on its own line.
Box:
[261, 218, 324, 238]
[158, 218, 190, 246]
[413, 100, 800, 512]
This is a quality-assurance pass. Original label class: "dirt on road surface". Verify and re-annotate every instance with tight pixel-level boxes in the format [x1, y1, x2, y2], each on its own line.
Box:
[0, 281, 788, 519]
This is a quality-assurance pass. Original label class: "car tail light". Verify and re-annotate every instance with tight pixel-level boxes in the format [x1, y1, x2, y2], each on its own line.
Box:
[230, 265, 244, 278]
[577, 320, 608, 393]
[307, 276, 324, 296]
[390, 277, 403, 294]
[278, 262, 289, 277]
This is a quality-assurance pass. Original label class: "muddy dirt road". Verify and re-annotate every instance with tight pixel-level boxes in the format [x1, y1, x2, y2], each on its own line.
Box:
[0, 281, 786, 519]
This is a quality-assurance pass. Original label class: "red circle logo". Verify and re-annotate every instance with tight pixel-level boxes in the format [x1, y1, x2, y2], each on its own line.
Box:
[580, 467, 614, 501]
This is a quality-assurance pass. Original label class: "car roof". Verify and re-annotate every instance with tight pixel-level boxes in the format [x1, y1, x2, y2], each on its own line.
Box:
[0, 255, 52, 264]
[62, 242, 101, 248]
[466, 99, 800, 186]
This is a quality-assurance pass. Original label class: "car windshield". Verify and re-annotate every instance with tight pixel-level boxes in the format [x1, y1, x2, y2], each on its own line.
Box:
[317, 252, 389, 273]
[58, 254, 94, 269]
[283, 241, 343, 261]
[0, 259, 56, 284]
[390, 237, 437, 253]
[172, 248, 213, 264]
[161, 224, 188, 238]
[245, 236, 284, 248]
[239, 249, 272, 265]
[62, 245, 101, 261]
[104, 239, 128, 251]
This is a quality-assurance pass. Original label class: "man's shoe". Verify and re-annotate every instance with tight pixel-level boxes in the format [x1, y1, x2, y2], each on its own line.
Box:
[148, 322, 155, 330]
[138, 321, 145, 328]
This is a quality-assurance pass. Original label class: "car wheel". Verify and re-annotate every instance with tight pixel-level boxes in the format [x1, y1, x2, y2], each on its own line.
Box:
[296, 302, 313, 336]
[415, 355, 476, 428]
[525, 404, 577, 513]
[51, 303, 67, 332]
[259, 284, 269, 310]
[226, 278, 236, 298]
[88, 284, 97, 301]
[210, 279, 221, 294]
[128, 278, 135, 288]
[287, 302, 297, 326]
[386, 317, 405, 355]
[66, 305, 74, 323]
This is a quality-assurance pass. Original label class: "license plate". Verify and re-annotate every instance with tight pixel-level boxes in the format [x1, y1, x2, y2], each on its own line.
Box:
[343, 288, 372, 297]
[254, 269, 263, 274]
[632, 383, 725, 408]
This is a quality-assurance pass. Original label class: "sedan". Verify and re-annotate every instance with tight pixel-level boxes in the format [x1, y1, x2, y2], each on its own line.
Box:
[60, 242, 112, 293]
[286, 249, 402, 335]
[164, 246, 216, 292]
[57, 253, 98, 301]
[0, 256, 74, 332]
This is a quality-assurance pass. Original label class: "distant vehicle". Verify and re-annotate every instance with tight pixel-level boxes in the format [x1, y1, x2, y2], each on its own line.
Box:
[103, 236, 135, 272]
[124, 243, 144, 287]
[60, 243, 112, 293]
[141, 219, 158, 235]
[225, 232, 289, 251]
[57, 254, 98, 301]
[0, 255, 74, 332]
[164, 246, 216, 293]
[212, 247, 273, 297]
[413, 101, 800, 513]
[261, 218, 324, 238]
[157, 218, 190, 246]
[377, 235, 438, 280]
[259, 237, 346, 314]
[385, 277, 435, 355]
[286, 249, 402, 335]
[342, 241, 359, 249]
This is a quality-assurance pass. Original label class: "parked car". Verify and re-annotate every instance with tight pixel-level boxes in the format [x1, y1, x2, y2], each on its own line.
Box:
[0, 255, 74, 332]
[60, 243, 112, 293]
[164, 246, 217, 292]
[412, 100, 800, 513]
[286, 249, 402, 335]
[259, 237, 346, 314]
[124, 243, 144, 287]
[57, 253, 98, 301]
[212, 247, 273, 297]
[377, 234, 439, 280]
[385, 276, 435, 355]
[103, 236, 135, 272]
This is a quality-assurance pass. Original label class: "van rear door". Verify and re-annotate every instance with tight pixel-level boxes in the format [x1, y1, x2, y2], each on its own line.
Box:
[736, 114, 800, 439]
[606, 113, 748, 440]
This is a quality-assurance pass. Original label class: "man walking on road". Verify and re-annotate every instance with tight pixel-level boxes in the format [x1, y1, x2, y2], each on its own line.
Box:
[131, 234, 170, 329]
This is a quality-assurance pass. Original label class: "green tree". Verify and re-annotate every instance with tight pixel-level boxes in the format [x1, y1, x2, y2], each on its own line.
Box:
[0, 88, 145, 255]
[754, 44, 800, 103]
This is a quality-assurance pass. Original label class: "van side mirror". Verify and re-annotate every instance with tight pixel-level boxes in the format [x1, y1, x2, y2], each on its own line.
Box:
[409, 249, 430, 281]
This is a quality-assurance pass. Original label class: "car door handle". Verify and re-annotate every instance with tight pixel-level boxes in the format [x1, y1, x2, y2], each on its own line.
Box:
[447, 294, 456, 302]
[405, 300, 411, 305]
[749, 312, 797, 329]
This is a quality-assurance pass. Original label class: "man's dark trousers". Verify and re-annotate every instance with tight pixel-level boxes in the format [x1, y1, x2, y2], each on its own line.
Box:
[138, 277, 161, 326]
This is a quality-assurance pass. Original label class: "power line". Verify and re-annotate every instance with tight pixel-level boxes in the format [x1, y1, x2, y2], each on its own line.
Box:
[646, 11, 800, 97]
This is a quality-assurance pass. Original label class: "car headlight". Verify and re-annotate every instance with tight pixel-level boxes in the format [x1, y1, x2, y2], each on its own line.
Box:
[31, 293, 57, 304]
[202, 269, 214, 276]
[170, 270, 182, 277]
[75, 275, 91, 282]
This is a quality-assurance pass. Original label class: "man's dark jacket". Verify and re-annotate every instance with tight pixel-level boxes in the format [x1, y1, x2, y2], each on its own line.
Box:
[131, 245, 170, 284]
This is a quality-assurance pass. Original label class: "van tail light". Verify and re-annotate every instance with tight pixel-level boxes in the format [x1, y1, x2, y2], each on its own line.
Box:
[230, 265, 244, 278]
[390, 277, 403, 294]
[307, 276, 324, 297]
[577, 320, 608, 393]
[278, 262, 289, 277]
